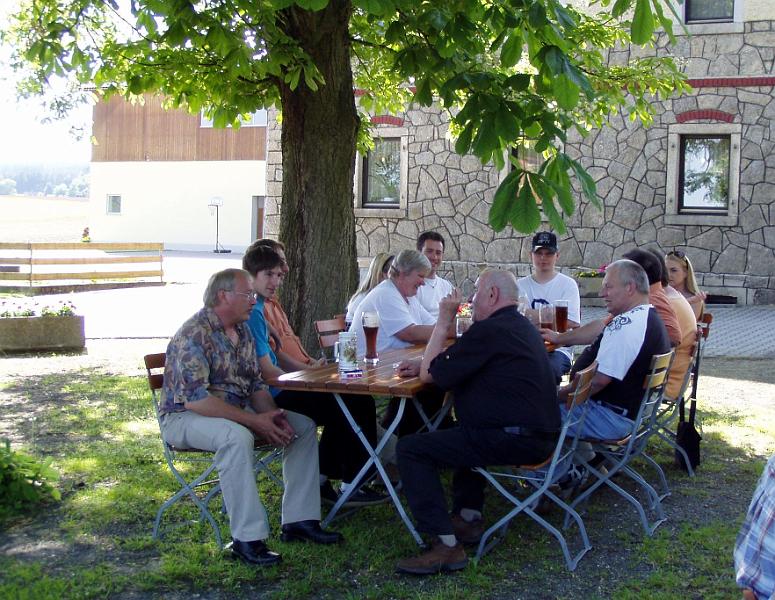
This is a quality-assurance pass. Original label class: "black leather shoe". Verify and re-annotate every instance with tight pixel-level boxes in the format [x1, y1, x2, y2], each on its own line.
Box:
[231, 538, 282, 566]
[280, 520, 343, 544]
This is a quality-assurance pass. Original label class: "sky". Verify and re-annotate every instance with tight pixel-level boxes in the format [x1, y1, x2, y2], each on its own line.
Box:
[0, 3, 92, 166]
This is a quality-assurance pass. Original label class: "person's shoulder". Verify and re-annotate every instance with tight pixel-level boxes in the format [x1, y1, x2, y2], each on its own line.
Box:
[438, 276, 454, 292]
[555, 272, 578, 287]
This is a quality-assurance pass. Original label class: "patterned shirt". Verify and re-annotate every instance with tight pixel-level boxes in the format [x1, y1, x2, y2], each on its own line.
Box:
[735, 454, 775, 599]
[160, 307, 267, 415]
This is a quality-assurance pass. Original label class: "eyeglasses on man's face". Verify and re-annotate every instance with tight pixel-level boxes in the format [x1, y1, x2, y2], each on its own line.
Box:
[229, 290, 258, 302]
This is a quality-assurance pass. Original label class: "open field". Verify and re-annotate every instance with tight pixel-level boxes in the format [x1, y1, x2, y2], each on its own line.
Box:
[0, 195, 89, 243]
[0, 346, 773, 599]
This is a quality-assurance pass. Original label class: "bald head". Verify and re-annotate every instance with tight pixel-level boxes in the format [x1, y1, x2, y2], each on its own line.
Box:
[472, 269, 519, 321]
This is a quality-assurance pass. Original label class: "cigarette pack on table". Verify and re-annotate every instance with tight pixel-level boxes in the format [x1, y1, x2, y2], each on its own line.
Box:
[339, 369, 363, 380]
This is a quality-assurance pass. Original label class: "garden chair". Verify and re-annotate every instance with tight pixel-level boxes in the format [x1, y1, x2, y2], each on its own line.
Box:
[473, 361, 598, 571]
[652, 338, 700, 477]
[143, 353, 282, 549]
[567, 350, 674, 537]
[314, 314, 347, 359]
[690, 312, 713, 401]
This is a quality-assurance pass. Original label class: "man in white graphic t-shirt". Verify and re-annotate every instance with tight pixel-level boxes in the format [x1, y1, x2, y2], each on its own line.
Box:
[518, 231, 580, 382]
[415, 231, 454, 319]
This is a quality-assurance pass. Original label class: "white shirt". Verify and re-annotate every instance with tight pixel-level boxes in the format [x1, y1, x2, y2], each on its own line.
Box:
[415, 275, 454, 319]
[597, 304, 651, 380]
[517, 272, 581, 360]
[350, 279, 435, 355]
[345, 291, 366, 325]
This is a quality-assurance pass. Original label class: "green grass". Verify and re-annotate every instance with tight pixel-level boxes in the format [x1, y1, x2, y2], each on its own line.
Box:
[1, 368, 773, 598]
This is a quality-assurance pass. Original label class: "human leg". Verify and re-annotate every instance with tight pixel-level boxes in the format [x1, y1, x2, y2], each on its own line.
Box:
[161, 411, 269, 542]
[547, 351, 572, 384]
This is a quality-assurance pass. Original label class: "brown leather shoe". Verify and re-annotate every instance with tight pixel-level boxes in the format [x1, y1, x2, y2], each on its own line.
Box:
[395, 541, 468, 575]
[450, 514, 485, 545]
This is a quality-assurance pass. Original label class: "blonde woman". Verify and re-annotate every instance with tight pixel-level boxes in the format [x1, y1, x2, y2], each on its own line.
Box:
[345, 252, 394, 325]
[666, 250, 706, 320]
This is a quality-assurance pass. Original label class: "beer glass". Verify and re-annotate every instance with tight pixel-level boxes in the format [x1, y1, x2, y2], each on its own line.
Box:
[554, 300, 569, 333]
[456, 316, 472, 337]
[538, 304, 556, 331]
[518, 294, 529, 316]
[362, 310, 380, 364]
[334, 331, 358, 372]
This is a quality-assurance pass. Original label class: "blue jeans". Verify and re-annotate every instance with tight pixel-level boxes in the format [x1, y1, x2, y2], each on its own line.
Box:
[547, 351, 572, 384]
[561, 401, 634, 462]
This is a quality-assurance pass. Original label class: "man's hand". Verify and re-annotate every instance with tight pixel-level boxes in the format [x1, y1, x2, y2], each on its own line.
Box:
[541, 328, 561, 345]
[251, 409, 296, 447]
[396, 358, 421, 377]
[438, 288, 463, 323]
[308, 356, 327, 368]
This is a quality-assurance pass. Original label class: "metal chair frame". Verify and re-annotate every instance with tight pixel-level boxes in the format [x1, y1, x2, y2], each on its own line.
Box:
[567, 350, 675, 537]
[473, 362, 598, 571]
[144, 353, 283, 549]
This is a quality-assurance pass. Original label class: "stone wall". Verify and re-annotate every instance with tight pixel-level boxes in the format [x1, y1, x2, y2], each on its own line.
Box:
[264, 20, 775, 304]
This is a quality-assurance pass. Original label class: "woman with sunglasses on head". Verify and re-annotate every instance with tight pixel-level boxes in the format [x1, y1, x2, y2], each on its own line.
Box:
[666, 250, 706, 320]
[345, 252, 395, 327]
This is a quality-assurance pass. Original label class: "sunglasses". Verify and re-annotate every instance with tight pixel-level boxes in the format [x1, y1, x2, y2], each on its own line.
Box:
[667, 249, 687, 261]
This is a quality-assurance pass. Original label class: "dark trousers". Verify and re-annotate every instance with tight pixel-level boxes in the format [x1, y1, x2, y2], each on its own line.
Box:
[275, 390, 376, 483]
[397, 426, 555, 536]
[382, 387, 453, 437]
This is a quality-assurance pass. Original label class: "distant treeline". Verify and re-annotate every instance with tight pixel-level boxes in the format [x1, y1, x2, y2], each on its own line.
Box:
[0, 163, 89, 198]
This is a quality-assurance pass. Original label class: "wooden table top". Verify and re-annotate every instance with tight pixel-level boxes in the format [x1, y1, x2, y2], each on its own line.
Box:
[266, 345, 428, 397]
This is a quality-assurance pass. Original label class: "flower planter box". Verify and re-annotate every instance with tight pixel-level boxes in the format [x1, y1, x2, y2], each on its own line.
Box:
[575, 276, 604, 298]
[0, 315, 85, 353]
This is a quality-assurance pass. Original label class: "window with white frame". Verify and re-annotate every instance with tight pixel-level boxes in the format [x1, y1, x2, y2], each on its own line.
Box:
[200, 109, 267, 128]
[354, 127, 408, 217]
[106, 194, 122, 215]
[685, 0, 734, 23]
[665, 123, 740, 226]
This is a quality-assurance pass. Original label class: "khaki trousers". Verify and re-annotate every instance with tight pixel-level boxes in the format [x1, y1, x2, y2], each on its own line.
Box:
[161, 409, 320, 542]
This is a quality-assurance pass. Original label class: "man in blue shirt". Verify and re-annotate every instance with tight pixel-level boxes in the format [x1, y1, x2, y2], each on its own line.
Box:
[243, 243, 386, 507]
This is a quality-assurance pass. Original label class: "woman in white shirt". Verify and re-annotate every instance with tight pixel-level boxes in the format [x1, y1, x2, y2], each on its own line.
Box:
[345, 252, 393, 326]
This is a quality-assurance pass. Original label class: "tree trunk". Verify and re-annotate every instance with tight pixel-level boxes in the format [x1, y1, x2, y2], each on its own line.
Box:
[277, 0, 360, 352]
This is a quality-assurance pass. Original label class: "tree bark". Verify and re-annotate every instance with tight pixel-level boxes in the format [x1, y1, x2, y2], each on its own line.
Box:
[277, 0, 360, 352]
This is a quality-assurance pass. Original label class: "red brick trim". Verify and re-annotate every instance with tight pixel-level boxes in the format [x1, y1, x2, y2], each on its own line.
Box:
[676, 109, 735, 123]
[687, 76, 775, 88]
[371, 115, 404, 126]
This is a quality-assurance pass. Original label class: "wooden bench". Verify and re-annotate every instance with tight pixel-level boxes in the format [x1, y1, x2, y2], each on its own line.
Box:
[0, 242, 164, 288]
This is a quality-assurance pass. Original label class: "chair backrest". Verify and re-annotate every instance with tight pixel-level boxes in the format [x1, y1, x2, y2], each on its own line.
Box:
[632, 350, 674, 443]
[144, 353, 166, 415]
[537, 361, 598, 478]
[698, 312, 712, 340]
[690, 312, 712, 399]
[314, 315, 347, 352]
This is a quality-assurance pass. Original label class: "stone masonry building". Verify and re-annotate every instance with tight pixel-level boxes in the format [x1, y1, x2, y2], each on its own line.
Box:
[265, 1, 775, 304]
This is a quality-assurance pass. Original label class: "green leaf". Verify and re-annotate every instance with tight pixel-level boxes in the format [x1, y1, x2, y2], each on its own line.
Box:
[539, 181, 566, 234]
[553, 73, 579, 110]
[494, 107, 520, 142]
[472, 116, 498, 159]
[414, 77, 433, 106]
[455, 123, 475, 155]
[384, 20, 404, 43]
[542, 46, 565, 76]
[505, 74, 531, 92]
[528, 1, 548, 28]
[612, 0, 632, 18]
[490, 169, 520, 231]
[295, 0, 329, 10]
[500, 33, 522, 68]
[569, 158, 599, 205]
[510, 176, 542, 233]
[632, 0, 655, 45]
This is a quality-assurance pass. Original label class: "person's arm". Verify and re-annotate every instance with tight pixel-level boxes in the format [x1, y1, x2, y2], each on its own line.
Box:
[542, 318, 606, 347]
[558, 372, 612, 405]
[258, 353, 285, 380]
[275, 348, 324, 371]
[184, 394, 294, 446]
[420, 290, 462, 383]
[394, 323, 437, 344]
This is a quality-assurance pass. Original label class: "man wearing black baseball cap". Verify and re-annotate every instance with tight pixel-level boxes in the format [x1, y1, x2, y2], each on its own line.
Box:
[517, 231, 581, 382]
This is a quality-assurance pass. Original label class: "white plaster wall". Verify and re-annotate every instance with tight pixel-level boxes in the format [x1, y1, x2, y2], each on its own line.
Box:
[88, 161, 266, 251]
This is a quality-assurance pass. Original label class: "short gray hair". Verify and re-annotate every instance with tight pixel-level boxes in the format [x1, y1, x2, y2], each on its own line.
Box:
[607, 259, 649, 295]
[389, 249, 431, 278]
[481, 268, 519, 302]
[203, 268, 250, 308]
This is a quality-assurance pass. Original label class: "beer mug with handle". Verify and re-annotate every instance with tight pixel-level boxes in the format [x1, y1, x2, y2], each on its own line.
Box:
[334, 331, 359, 372]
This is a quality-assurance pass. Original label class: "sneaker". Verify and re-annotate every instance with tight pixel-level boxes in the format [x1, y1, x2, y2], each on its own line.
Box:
[395, 541, 468, 575]
[557, 464, 589, 500]
[320, 481, 389, 507]
[450, 514, 485, 545]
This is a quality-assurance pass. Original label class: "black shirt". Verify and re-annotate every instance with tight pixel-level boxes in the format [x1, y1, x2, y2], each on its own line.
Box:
[429, 305, 560, 431]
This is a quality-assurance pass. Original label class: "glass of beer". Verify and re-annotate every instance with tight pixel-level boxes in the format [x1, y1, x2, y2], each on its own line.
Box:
[362, 310, 380, 364]
[539, 304, 556, 331]
[554, 300, 569, 333]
